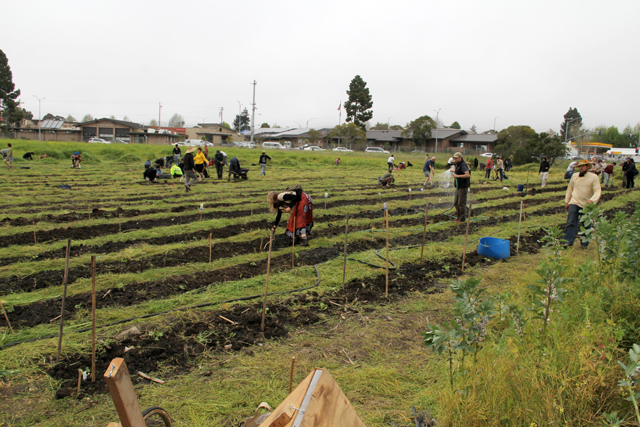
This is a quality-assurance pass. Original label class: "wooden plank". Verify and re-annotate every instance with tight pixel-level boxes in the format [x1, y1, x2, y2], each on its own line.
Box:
[258, 368, 367, 427]
[258, 369, 315, 427]
[103, 358, 146, 427]
[297, 369, 367, 427]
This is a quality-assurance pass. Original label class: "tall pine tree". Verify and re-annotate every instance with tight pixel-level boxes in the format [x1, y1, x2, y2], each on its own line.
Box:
[344, 75, 373, 131]
[0, 49, 25, 131]
[560, 108, 582, 142]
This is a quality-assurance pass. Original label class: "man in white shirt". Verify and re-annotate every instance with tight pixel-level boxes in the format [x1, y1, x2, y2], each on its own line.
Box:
[387, 155, 395, 172]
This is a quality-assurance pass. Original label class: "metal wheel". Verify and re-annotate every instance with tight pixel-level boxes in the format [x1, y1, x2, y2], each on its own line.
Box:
[142, 406, 173, 427]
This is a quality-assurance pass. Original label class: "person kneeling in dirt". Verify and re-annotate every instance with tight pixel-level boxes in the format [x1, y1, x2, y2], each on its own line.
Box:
[378, 172, 394, 187]
[71, 152, 82, 168]
[268, 184, 314, 247]
[143, 166, 159, 183]
[228, 156, 241, 181]
[23, 152, 35, 161]
[171, 163, 184, 181]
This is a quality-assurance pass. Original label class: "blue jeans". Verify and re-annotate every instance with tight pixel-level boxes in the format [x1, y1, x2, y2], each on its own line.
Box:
[563, 204, 588, 247]
[260, 164, 266, 176]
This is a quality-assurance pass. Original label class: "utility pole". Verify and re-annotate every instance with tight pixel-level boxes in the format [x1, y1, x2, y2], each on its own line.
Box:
[434, 108, 441, 153]
[338, 101, 342, 125]
[250, 80, 257, 144]
[219, 107, 223, 124]
[158, 102, 162, 128]
[33, 95, 45, 141]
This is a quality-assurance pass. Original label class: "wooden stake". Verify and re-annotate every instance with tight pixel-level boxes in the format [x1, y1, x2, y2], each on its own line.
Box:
[56, 239, 71, 363]
[289, 356, 296, 393]
[260, 237, 263, 253]
[516, 201, 523, 254]
[461, 203, 472, 272]
[261, 229, 274, 332]
[77, 369, 82, 393]
[33, 221, 36, 244]
[385, 208, 390, 298]
[0, 299, 13, 333]
[118, 212, 121, 233]
[420, 202, 430, 264]
[342, 213, 350, 287]
[91, 256, 96, 382]
[291, 213, 296, 269]
[209, 233, 212, 263]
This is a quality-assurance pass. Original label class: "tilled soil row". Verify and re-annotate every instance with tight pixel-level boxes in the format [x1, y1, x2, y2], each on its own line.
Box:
[0, 203, 575, 332]
[1, 191, 628, 296]
[0, 194, 567, 295]
[3, 178, 571, 212]
[0, 183, 575, 254]
[45, 229, 547, 399]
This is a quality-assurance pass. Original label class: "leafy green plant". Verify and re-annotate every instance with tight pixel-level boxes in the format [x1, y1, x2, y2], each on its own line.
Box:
[527, 226, 568, 337]
[149, 330, 164, 341]
[614, 343, 640, 425]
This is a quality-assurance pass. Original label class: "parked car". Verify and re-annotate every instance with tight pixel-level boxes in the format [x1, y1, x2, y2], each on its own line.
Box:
[88, 137, 109, 144]
[111, 138, 128, 144]
[333, 147, 353, 152]
[364, 147, 389, 153]
[262, 142, 286, 149]
[183, 139, 206, 146]
[303, 146, 325, 151]
[480, 152, 493, 158]
[299, 144, 312, 150]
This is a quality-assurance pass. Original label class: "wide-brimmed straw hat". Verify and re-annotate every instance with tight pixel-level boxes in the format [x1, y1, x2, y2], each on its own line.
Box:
[576, 159, 592, 168]
[267, 191, 279, 213]
[185, 146, 197, 154]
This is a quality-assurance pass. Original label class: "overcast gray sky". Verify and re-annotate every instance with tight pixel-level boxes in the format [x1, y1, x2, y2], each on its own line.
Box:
[3, 0, 639, 133]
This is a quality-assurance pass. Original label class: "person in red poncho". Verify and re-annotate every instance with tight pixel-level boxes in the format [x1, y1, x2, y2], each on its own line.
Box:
[267, 185, 314, 246]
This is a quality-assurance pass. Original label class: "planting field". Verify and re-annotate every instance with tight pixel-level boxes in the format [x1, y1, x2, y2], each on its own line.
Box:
[0, 140, 639, 426]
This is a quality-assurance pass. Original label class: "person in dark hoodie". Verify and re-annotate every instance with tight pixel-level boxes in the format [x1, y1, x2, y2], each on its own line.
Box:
[539, 156, 550, 188]
[183, 146, 198, 192]
[214, 150, 225, 179]
[259, 151, 272, 177]
[624, 158, 637, 189]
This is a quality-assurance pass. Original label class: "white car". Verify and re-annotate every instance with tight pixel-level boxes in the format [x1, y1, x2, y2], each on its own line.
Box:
[480, 152, 493, 158]
[364, 147, 389, 153]
[303, 146, 325, 151]
[88, 137, 109, 144]
[111, 138, 129, 144]
[333, 147, 353, 152]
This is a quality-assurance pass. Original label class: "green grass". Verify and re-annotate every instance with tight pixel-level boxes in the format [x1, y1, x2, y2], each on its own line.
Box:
[0, 138, 638, 426]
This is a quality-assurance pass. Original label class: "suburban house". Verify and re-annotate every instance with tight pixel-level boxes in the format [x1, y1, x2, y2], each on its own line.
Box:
[255, 128, 332, 148]
[14, 119, 82, 142]
[78, 118, 178, 144]
[366, 128, 497, 154]
[186, 123, 236, 144]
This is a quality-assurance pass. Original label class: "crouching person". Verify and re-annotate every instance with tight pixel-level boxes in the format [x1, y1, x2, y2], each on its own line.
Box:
[268, 185, 314, 247]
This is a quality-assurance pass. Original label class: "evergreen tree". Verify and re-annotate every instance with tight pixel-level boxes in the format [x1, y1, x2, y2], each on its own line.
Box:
[560, 108, 582, 142]
[449, 121, 461, 129]
[0, 49, 25, 131]
[233, 108, 251, 132]
[344, 75, 373, 131]
[82, 114, 94, 122]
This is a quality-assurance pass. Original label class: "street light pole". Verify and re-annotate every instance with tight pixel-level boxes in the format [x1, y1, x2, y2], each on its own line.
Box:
[434, 108, 441, 153]
[306, 118, 316, 128]
[250, 80, 257, 145]
[387, 117, 392, 128]
[33, 95, 45, 141]
[237, 101, 242, 132]
[293, 121, 301, 128]
[494, 117, 498, 133]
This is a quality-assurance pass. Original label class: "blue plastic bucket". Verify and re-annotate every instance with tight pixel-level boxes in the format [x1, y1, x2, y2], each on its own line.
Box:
[516, 184, 524, 192]
[478, 237, 511, 260]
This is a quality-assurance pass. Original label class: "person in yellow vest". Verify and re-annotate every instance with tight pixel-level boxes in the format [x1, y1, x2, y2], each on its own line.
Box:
[170, 163, 184, 181]
[194, 147, 208, 181]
